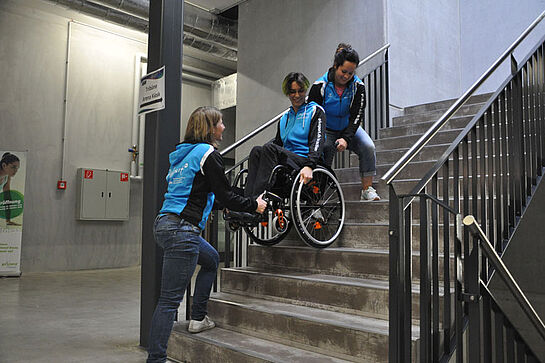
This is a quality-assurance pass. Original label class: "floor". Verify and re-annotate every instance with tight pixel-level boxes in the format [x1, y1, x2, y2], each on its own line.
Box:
[0, 266, 148, 363]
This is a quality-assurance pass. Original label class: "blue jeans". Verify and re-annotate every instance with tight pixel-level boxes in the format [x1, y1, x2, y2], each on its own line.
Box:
[323, 127, 377, 177]
[147, 214, 219, 363]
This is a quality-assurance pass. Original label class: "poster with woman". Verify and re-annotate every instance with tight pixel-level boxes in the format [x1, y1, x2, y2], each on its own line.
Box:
[0, 151, 27, 276]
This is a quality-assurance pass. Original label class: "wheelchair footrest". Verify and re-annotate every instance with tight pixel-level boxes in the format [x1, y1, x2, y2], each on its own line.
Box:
[224, 210, 261, 225]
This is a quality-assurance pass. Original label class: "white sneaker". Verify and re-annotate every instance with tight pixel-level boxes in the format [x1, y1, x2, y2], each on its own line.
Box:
[188, 315, 215, 333]
[361, 186, 381, 201]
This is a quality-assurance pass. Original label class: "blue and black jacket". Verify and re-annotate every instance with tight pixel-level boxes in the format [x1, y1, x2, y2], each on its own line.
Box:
[160, 142, 257, 229]
[308, 68, 366, 144]
[273, 101, 326, 169]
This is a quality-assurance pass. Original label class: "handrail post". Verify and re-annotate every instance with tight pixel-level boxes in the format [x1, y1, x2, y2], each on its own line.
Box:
[388, 185, 402, 362]
[384, 49, 390, 128]
[510, 55, 526, 219]
[465, 231, 482, 362]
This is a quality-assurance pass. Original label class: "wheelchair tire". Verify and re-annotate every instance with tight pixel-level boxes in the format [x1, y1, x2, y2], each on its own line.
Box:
[243, 209, 292, 246]
[290, 167, 345, 248]
[231, 168, 291, 246]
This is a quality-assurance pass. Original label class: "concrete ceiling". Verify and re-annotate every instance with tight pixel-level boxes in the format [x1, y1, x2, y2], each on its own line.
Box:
[189, 0, 245, 14]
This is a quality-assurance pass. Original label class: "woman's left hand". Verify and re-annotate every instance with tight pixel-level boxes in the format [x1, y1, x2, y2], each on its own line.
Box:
[299, 166, 313, 184]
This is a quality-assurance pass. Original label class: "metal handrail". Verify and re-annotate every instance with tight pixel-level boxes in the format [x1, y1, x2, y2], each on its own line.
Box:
[463, 215, 545, 342]
[218, 43, 391, 157]
[358, 43, 390, 67]
[220, 110, 287, 156]
[382, 10, 545, 185]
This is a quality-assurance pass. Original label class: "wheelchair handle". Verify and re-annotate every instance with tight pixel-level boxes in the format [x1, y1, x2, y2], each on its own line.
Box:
[263, 191, 282, 203]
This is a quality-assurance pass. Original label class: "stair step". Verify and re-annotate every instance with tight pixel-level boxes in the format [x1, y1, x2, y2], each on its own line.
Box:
[288, 222, 451, 251]
[220, 266, 443, 321]
[380, 115, 473, 138]
[375, 129, 462, 151]
[207, 292, 400, 361]
[336, 159, 441, 182]
[221, 267, 392, 318]
[248, 244, 454, 281]
[344, 200, 389, 222]
[375, 143, 451, 164]
[168, 322, 350, 363]
[248, 244, 390, 279]
[402, 93, 491, 115]
[392, 102, 484, 126]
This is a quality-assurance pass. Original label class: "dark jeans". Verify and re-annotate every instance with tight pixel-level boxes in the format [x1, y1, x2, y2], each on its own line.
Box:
[244, 142, 307, 198]
[146, 214, 219, 363]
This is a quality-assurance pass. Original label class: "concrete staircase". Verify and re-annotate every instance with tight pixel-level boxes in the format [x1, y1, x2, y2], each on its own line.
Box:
[166, 95, 489, 362]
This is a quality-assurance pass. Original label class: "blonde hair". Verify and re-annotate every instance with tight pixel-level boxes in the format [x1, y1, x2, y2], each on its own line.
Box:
[183, 106, 223, 147]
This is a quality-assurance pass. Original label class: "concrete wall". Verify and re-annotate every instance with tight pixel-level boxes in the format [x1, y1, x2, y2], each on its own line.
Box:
[387, 0, 545, 108]
[387, 0, 462, 108]
[0, 0, 211, 272]
[459, 0, 545, 94]
[489, 173, 545, 361]
[237, 0, 386, 160]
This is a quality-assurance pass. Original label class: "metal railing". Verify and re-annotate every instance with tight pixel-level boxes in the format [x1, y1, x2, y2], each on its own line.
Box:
[463, 215, 545, 343]
[384, 11, 545, 362]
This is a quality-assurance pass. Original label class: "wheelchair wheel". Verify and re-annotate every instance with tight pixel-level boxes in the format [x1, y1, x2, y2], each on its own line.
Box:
[232, 168, 291, 246]
[243, 207, 292, 246]
[290, 167, 345, 248]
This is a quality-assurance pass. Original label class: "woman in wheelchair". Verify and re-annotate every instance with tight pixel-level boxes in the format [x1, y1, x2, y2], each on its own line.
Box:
[227, 72, 325, 219]
[226, 73, 346, 248]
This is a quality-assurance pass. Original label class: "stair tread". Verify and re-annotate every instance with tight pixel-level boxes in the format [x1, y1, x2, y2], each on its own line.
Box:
[210, 291, 415, 336]
[250, 244, 455, 258]
[171, 322, 351, 362]
[376, 142, 453, 153]
[224, 266, 390, 288]
[389, 113, 473, 129]
[252, 244, 389, 253]
[224, 266, 452, 294]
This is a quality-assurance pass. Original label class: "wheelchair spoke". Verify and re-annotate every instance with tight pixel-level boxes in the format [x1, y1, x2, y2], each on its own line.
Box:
[292, 168, 345, 247]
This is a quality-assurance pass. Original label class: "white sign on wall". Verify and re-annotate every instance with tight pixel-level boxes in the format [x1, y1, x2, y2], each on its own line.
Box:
[0, 150, 27, 277]
[138, 66, 165, 115]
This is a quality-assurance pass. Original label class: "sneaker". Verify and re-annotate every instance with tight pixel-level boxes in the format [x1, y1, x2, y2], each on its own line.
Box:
[188, 315, 215, 333]
[361, 186, 381, 201]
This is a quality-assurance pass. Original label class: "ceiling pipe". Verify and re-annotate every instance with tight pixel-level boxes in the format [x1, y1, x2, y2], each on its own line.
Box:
[48, 0, 149, 31]
[84, 0, 237, 49]
[45, 0, 238, 61]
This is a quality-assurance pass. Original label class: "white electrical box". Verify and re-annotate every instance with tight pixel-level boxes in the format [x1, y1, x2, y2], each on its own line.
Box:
[76, 168, 130, 221]
[212, 73, 237, 109]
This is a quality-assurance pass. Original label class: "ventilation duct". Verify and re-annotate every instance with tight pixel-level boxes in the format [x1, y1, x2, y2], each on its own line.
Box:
[47, 0, 238, 61]
[47, 0, 149, 31]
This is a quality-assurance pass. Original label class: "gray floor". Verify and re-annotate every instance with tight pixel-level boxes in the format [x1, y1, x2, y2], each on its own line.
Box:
[0, 266, 148, 363]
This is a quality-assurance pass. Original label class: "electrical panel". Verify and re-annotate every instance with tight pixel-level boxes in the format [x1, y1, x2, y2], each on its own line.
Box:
[76, 168, 130, 221]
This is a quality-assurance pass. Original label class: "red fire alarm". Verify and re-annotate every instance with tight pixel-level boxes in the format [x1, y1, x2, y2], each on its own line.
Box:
[57, 180, 67, 190]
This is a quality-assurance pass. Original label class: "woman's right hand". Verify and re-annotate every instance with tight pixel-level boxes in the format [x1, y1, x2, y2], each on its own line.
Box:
[336, 138, 348, 152]
[255, 193, 267, 214]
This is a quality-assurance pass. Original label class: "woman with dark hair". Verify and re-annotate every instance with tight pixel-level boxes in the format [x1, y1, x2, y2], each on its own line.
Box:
[146, 106, 266, 363]
[308, 43, 380, 201]
[241, 72, 326, 201]
[0, 152, 21, 226]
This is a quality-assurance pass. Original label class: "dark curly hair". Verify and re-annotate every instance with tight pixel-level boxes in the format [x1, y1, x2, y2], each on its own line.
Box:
[333, 45, 360, 68]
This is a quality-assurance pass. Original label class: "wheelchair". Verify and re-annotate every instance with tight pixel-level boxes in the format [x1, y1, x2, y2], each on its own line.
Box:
[226, 164, 345, 249]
